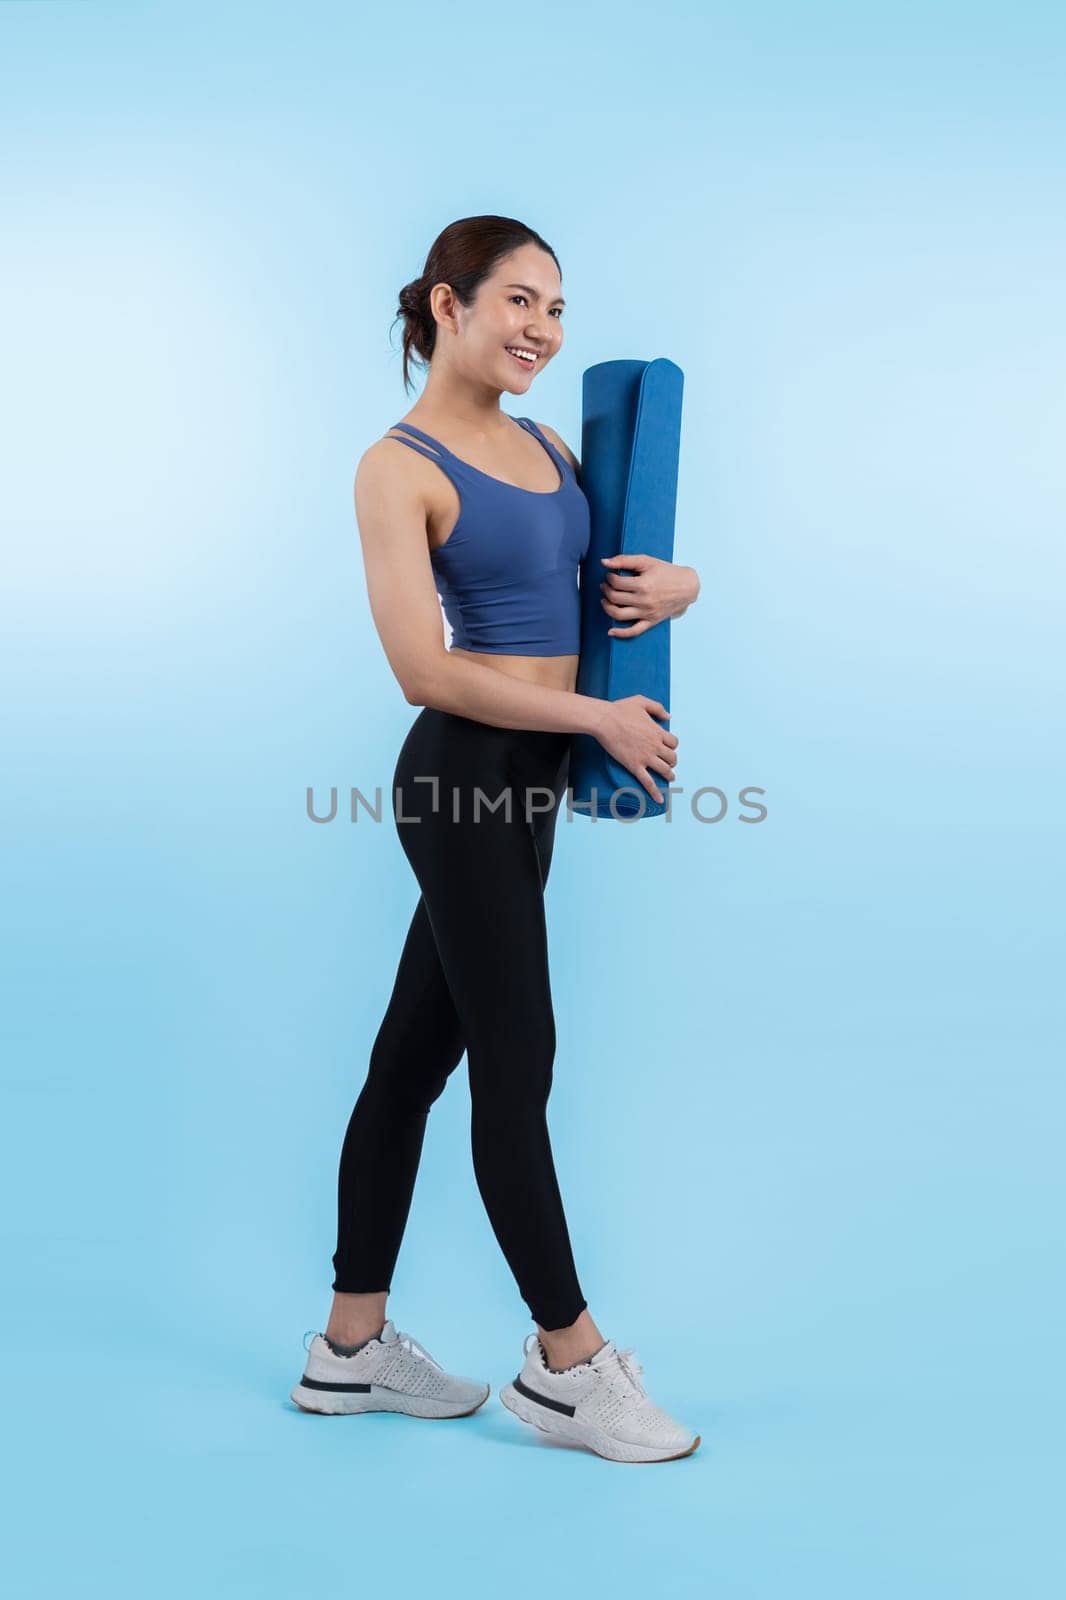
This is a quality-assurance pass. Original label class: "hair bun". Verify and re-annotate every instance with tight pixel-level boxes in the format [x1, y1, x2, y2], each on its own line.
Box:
[398, 282, 423, 315]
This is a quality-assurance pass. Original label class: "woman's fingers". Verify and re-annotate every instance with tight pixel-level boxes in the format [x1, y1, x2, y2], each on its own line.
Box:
[622, 761, 663, 804]
[608, 620, 652, 638]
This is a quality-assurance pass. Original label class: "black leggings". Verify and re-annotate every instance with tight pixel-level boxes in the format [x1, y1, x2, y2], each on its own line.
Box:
[331, 707, 588, 1331]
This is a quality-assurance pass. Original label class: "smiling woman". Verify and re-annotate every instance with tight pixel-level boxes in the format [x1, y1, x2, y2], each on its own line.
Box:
[384, 221, 591, 695]
[291, 214, 699, 1464]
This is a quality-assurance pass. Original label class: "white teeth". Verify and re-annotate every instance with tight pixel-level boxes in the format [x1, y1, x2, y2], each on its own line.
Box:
[506, 346, 536, 364]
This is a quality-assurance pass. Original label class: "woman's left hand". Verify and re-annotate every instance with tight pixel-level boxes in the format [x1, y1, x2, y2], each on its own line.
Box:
[598, 554, 701, 638]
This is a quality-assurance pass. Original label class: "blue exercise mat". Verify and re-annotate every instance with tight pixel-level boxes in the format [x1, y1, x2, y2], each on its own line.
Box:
[569, 358, 685, 820]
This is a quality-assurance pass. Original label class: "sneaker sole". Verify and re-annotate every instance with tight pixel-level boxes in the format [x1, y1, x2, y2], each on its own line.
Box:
[290, 1381, 490, 1419]
[498, 1381, 700, 1463]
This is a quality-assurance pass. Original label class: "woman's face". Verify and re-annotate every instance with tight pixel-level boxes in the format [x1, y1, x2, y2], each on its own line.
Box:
[449, 243, 565, 394]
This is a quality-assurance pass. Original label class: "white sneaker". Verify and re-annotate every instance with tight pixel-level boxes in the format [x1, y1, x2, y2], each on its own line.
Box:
[499, 1332, 700, 1463]
[291, 1319, 490, 1419]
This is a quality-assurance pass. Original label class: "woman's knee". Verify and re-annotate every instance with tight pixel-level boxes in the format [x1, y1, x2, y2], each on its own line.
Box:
[468, 1030, 556, 1110]
[366, 1034, 455, 1114]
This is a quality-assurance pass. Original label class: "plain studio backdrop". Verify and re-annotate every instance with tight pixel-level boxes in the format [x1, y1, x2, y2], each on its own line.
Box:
[2, 2, 1062, 1597]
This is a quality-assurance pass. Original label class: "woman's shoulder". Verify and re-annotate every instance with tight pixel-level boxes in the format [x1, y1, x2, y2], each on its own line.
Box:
[353, 423, 442, 512]
[357, 418, 441, 479]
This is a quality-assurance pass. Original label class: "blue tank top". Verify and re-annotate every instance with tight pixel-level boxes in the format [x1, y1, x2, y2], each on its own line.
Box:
[386, 416, 591, 656]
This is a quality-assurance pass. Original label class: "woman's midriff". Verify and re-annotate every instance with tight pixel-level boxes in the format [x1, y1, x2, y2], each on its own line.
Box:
[448, 646, 579, 696]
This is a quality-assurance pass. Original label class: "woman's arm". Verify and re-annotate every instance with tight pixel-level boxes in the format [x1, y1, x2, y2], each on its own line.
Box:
[353, 441, 605, 738]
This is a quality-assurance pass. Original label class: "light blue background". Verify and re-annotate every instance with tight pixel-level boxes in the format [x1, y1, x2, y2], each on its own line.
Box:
[3, 1, 1062, 1595]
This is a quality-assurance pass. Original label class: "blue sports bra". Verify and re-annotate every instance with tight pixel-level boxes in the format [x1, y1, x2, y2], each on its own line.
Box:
[386, 416, 591, 656]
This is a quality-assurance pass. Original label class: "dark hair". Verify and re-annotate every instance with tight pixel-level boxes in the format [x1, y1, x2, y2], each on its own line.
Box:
[392, 215, 561, 393]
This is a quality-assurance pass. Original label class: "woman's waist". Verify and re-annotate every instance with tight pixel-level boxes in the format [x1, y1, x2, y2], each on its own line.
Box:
[447, 645, 578, 695]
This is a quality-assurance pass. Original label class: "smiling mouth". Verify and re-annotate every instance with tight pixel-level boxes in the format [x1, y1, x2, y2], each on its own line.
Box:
[505, 345, 539, 368]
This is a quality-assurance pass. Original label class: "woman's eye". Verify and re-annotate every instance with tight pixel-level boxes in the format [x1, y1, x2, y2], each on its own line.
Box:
[511, 294, 563, 319]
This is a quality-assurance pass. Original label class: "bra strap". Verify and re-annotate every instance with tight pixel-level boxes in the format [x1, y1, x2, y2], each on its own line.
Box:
[389, 416, 570, 481]
[516, 416, 571, 478]
[386, 421, 457, 464]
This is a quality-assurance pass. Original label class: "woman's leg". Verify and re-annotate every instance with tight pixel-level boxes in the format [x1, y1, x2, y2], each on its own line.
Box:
[394, 715, 589, 1332]
[520, 758, 609, 1362]
[329, 712, 474, 1344]
[330, 891, 466, 1315]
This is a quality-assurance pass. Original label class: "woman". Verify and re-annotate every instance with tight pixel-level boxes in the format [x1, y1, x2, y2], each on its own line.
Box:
[292, 216, 702, 1464]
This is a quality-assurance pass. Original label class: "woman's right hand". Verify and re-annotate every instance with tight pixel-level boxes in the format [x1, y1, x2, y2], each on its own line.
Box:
[595, 695, 678, 805]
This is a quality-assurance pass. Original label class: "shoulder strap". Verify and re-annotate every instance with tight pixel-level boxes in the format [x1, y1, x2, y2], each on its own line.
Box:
[385, 421, 462, 469]
[516, 417, 572, 478]
[388, 416, 572, 485]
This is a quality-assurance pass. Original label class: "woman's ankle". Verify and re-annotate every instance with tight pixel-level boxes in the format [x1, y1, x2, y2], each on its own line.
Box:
[326, 1289, 388, 1345]
[537, 1309, 605, 1371]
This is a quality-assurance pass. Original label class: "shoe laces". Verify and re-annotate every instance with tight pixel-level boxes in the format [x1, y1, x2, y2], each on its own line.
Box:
[393, 1327, 444, 1372]
[601, 1345, 645, 1394]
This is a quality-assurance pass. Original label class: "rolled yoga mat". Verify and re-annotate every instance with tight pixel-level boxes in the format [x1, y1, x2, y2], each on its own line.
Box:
[569, 357, 685, 820]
